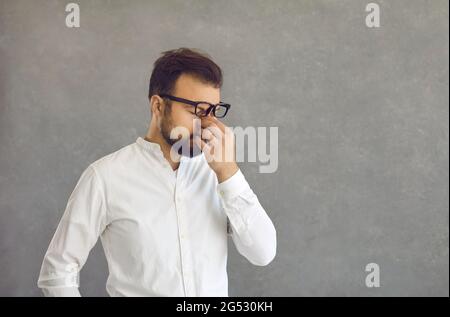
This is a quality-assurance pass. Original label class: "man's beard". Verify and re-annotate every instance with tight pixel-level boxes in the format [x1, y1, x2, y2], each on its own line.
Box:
[161, 115, 202, 158]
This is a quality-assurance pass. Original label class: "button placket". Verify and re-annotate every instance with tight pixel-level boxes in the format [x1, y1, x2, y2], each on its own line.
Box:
[174, 159, 195, 296]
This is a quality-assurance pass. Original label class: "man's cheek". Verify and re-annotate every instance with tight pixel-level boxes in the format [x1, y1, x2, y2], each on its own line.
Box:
[170, 118, 189, 137]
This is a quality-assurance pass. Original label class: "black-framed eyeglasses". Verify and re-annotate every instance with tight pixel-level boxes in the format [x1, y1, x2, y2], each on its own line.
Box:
[159, 94, 231, 118]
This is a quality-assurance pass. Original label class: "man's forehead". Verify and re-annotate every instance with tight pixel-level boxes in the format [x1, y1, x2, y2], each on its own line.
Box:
[174, 74, 220, 103]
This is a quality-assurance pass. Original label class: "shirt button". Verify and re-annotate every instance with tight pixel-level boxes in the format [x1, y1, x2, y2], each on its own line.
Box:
[220, 190, 225, 196]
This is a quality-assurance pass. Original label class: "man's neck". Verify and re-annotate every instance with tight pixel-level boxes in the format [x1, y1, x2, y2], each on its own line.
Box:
[143, 133, 180, 171]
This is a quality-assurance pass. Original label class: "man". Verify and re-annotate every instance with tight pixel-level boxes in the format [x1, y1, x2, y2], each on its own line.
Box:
[38, 48, 276, 296]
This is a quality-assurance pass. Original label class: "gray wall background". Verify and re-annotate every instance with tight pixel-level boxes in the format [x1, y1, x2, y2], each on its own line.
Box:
[0, 0, 448, 296]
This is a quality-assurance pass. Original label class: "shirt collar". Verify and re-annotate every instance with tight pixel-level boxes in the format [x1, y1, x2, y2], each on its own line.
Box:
[135, 137, 191, 164]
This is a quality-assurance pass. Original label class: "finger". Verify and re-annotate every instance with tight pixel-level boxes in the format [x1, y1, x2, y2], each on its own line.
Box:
[200, 117, 216, 129]
[201, 128, 214, 141]
[204, 125, 223, 140]
[211, 116, 227, 132]
[194, 135, 210, 151]
[199, 118, 222, 137]
[200, 115, 225, 129]
[208, 136, 220, 150]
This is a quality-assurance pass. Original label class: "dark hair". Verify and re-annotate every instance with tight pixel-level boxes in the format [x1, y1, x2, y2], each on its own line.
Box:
[148, 48, 223, 99]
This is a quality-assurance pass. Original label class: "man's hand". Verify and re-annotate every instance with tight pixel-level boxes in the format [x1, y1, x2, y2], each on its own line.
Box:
[194, 116, 239, 183]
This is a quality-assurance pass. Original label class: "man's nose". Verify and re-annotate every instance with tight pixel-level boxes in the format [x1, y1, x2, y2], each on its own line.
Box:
[199, 116, 214, 128]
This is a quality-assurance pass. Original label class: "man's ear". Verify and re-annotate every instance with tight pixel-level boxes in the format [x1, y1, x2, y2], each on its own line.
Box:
[150, 95, 164, 118]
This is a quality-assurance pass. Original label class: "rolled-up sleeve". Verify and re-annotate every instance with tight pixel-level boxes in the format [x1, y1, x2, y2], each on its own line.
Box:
[217, 169, 276, 266]
[37, 164, 108, 296]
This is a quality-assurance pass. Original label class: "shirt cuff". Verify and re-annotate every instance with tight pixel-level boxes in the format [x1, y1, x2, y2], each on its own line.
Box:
[216, 169, 250, 201]
[41, 286, 81, 297]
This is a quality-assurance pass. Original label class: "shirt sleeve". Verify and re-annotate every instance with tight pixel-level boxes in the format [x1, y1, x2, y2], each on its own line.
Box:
[37, 164, 108, 296]
[216, 169, 276, 266]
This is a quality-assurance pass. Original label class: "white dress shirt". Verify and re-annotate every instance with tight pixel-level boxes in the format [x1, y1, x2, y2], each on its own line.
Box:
[37, 137, 276, 297]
